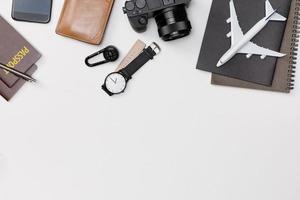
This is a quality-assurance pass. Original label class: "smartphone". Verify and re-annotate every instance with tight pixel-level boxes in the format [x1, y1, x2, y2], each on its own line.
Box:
[12, 0, 52, 23]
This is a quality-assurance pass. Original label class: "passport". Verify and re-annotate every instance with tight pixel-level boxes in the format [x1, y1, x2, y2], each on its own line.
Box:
[0, 64, 37, 101]
[0, 15, 41, 88]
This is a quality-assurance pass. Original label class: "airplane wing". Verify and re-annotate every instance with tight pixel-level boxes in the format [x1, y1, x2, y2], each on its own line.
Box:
[228, 0, 244, 46]
[238, 41, 286, 58]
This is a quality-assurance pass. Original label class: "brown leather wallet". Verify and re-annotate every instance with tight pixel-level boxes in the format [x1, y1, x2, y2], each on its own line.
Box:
[56, 0, 115, 45]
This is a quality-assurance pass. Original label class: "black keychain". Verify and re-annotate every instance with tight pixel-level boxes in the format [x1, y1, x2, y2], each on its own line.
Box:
[85, 46, 119, 67]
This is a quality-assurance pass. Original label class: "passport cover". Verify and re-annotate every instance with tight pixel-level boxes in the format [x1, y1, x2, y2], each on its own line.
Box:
[196, 0, 292, 86]
[211, 0, 298, 93]
[0, 64, 37, 101]
[0, 15, 41, 88]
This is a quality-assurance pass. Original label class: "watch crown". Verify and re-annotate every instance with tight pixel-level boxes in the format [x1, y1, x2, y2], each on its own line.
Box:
[150, 42, 161, 55]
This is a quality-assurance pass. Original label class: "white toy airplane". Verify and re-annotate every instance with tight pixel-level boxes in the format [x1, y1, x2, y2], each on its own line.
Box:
[217, 0, 286, 67]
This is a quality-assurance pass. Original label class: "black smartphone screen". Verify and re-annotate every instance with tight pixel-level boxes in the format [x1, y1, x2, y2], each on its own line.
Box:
[12, 0, 52, 23]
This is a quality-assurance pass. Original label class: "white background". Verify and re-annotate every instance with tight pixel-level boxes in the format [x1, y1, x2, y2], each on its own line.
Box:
[1, 0, 300, 200]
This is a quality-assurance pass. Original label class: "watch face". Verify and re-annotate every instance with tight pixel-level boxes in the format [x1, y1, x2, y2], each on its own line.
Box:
[105, 72, 127, 94]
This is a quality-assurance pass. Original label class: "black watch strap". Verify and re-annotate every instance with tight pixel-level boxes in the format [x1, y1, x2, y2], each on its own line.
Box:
[120, 43, 160, 78]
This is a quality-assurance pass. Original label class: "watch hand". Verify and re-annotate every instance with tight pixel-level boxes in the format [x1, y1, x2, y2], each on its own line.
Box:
[109, 77, 117, 84]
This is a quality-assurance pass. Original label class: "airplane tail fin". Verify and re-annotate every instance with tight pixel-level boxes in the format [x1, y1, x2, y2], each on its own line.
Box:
[265, 0, 286, 21]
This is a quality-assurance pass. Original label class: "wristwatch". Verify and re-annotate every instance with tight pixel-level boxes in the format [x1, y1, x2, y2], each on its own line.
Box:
[102, 42, 161, 96]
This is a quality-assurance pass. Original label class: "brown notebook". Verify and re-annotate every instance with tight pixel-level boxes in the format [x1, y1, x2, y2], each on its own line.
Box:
[0, 64, 37, 101]
[211, 0, 298, 93]
[0, 16, 41, 88]
[56, 0, 115, 45]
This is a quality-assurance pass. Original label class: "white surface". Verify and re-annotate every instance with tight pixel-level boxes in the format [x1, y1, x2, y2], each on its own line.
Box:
[0, 1, 300, 200]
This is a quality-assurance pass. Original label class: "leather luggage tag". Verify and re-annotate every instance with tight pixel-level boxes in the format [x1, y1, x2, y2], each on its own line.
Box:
[56, 0, 115, 45]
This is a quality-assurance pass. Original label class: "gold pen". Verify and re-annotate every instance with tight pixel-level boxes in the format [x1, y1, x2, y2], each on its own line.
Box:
[0, 63, 36, 82]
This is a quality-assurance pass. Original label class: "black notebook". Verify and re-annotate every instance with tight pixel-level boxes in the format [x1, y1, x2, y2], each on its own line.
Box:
[196, 0, 292, 86]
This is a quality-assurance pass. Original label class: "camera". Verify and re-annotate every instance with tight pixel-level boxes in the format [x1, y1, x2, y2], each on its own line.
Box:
[123, 0, 192, 41]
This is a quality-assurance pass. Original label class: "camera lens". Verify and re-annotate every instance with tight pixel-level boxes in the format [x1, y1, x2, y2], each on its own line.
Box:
[154, 5, 192, 41]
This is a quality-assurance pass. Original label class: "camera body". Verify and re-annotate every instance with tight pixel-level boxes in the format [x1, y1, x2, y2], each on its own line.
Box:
[123, 0, 192, 41]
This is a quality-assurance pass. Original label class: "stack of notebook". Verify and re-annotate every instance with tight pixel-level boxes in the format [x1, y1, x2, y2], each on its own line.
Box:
[0, 16, 41, 101]
[197, 0, 298, 93]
